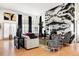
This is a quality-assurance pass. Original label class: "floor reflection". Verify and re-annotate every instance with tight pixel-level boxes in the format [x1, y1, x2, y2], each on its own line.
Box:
[0, 40, 15, 56]
[0, 40, 79, 56]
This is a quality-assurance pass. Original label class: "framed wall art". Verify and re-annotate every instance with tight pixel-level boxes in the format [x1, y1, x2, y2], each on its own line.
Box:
[4, 12, 16, 21]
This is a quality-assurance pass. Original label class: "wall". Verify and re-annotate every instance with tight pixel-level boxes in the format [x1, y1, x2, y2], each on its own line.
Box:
[0, 8, 18, 40]
[0, 9, 3, 39]
[45, 3, 75, 35]
[0, 8, 40, 39]
[75, 3, 79, 42]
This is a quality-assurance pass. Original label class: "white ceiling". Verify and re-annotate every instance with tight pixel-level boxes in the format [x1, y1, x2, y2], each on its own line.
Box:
[0, 3, 61, 15]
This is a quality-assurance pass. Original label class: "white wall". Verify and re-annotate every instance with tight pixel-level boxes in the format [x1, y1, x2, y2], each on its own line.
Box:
[0, 22, 3, 40]
[0, 9, 4, 39]
[42, 12, 46, 34]
[0, 8, 18, 40]
[75, 3, 79, 42]
[0, 8, 40, 39]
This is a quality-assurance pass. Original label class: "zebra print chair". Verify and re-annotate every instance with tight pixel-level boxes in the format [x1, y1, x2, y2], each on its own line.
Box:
[69, 34, 75, 44]
[63, 31, 71, 46]
[47, 34, 62, 51]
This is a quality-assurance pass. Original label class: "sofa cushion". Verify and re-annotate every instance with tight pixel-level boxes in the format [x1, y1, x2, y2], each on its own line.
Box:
[23, 33, 37, 39]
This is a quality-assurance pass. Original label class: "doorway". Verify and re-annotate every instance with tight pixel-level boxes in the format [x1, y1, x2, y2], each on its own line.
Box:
[3, 22, 16, 39]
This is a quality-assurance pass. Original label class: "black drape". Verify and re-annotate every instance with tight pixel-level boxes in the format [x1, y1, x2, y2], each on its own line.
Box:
[28, 16, 32, 32]
[39, 16, 43, 37]
[16, 14, 22, 38]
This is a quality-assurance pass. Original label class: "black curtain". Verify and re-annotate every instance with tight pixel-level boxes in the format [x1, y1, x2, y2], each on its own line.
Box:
[16, 14, 22, 38]
[39, 16, 43, 37]
[28, 16, 32, 33]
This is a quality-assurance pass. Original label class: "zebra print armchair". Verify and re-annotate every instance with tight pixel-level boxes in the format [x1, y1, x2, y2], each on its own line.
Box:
[63, 31, 71, 45]
[47, 34, 62, 51]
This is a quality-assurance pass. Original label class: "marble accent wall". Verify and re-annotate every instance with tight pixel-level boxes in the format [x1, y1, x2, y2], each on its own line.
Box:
[45, 3, 75, 35]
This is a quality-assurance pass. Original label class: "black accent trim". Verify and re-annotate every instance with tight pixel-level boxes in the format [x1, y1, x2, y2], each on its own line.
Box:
[39, 16, 43, 37]
[28, 16, 32, 32]
[16, 15, 22, 37]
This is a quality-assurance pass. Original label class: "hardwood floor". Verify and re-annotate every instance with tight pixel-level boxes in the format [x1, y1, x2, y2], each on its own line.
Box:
[0, 40, 79, 56]
[0, 40, 15, 56]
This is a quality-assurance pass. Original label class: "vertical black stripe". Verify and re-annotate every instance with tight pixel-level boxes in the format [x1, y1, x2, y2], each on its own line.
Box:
[39, 16, 43, 36]
[16, 14, 22, 37]
[28, 16, 32, 32]
[18, 15, 22, 28]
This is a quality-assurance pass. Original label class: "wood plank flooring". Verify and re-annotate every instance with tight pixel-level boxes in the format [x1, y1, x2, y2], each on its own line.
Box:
[0, 40, 79, 56]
